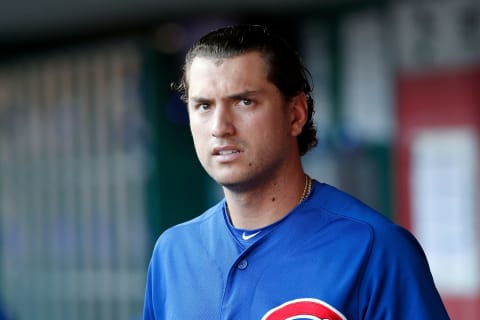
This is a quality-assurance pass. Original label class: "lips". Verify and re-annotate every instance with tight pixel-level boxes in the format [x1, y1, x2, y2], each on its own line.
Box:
[212, 145, 241, 155]
[212, 145, 242, 162]
[218, 150, 239, 155]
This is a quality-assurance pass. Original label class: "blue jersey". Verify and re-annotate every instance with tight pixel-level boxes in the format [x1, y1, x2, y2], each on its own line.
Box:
[143, 181, 450, 319]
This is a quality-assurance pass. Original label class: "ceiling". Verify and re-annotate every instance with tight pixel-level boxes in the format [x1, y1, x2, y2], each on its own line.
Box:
[0, 0, 374, 47]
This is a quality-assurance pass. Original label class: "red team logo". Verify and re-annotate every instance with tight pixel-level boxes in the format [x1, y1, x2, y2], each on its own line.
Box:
[261, 298, 347, 320]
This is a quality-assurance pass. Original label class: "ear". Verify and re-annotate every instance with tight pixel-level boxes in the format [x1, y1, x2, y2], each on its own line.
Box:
[289, 92, 308, 137]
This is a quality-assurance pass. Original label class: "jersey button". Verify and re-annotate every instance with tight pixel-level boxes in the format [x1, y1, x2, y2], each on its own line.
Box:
[237, 259, 248, 270]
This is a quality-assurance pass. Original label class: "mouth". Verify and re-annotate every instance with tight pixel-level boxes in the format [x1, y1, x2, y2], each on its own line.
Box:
[217, 150, 240, 155]
[212, 146, 242, 161]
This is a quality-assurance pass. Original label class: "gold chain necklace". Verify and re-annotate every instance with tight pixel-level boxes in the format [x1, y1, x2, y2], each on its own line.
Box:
[300, 174, 312, 203]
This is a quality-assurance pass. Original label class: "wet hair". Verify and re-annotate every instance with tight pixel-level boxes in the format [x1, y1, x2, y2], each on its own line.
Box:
[174, 24, 317, 156]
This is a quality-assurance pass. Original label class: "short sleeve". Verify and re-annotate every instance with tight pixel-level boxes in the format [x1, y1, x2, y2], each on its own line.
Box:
[359, 223, 450, 319]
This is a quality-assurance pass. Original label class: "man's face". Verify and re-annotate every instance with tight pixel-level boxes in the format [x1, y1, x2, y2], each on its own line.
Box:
[186, 51, 299, 191]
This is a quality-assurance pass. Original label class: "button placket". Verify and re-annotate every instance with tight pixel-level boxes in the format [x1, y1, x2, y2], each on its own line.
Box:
[237, 259, 248, 270]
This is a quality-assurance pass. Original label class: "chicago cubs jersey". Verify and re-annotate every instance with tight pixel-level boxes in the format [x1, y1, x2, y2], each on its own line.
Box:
[143, 181, 450, 319]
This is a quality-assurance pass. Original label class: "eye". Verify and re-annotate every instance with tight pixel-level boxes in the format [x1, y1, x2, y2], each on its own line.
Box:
[196, 103, 210, 111]
[239, 99, 253, 106]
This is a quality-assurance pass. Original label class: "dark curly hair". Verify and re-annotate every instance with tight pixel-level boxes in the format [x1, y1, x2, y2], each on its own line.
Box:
[174, 24, 317, 156]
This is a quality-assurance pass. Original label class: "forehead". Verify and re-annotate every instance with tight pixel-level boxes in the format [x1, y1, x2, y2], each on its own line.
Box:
[186, 52, 286, 105]
[187, 52, 269, 81]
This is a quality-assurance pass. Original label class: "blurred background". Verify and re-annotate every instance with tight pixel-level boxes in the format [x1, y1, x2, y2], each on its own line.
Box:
[0, 0, 479, 318]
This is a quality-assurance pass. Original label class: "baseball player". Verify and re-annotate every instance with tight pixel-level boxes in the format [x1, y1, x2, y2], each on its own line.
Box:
[143, 24, 450, 319]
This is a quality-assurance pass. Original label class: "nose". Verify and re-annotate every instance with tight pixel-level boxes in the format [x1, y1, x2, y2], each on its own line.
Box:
[211, 105, 235, 138]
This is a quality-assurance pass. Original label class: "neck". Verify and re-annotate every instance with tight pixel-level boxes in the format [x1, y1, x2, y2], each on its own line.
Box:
[224, 170, 309, 230]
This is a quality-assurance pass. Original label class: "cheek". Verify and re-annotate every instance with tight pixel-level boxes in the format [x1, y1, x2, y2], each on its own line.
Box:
[189, 117, 206, 138]
[189, 123, 206, 152]
[190, 122, 210, 161]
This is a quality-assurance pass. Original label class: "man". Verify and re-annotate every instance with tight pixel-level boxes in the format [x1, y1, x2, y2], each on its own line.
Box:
[143, 24, 450, 319]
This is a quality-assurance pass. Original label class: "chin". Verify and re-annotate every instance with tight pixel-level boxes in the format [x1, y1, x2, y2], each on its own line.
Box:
[215, 176, 257, 193]
[214, 176, 237, 188]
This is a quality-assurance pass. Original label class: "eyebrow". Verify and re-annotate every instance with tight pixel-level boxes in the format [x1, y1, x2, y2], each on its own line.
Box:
[226, 90, 262, 100]
[189, 90, 263, 103]
[189, 97, 211, 104]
